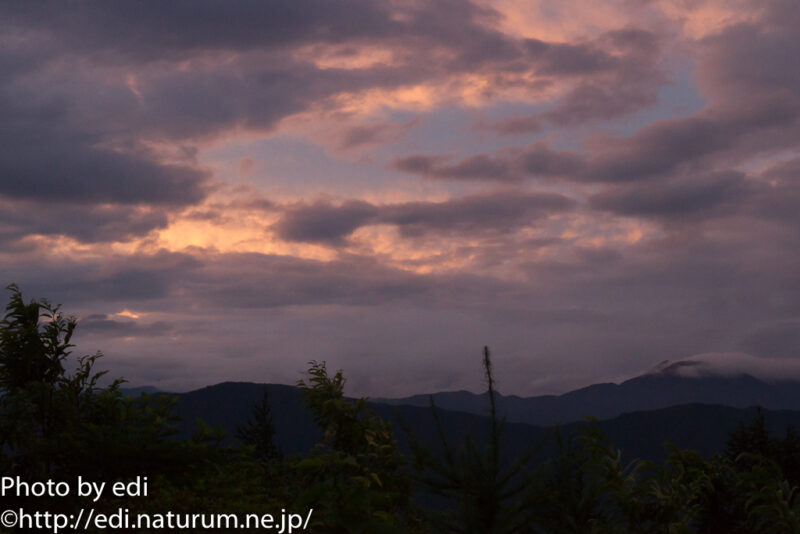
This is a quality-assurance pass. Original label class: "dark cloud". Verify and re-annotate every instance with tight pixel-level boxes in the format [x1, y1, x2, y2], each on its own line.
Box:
[0, 107, 209, 206]
[79, 314, 173, 338]
[582, 98, 798, 183]
[520, 143, 586, 177]
[274, 200, 379, 245]
[393, 155, 446, 175]
[543, 82, 659, 127]
[193, 253, 440, 309]
[601, 28, 660, 56]
[490, 116, 543, 135]
[2, 248, 546, 322]
[110, 59, 421, 141]
[2, 249, 472, 313]
[0, 200, 170, 243]
[576, 6, 800, 183]
[0, 29, 208, 245]
[409, 77, 797, 189]
[273, 191, 576, 244]
[382, 191, 575, 238]
[698, 10, 800, 104]
[393, 145, 585, 181]
[523, 38, 620, 76]
[395, 153, 517, 182]
[2, 251, 202, 308]
[492, 29, 663, 133]
[0, 1, 399, 62]
[336, 119, 419, 150]
[589, 171, 752, 219]
[338, 124, 397, 150]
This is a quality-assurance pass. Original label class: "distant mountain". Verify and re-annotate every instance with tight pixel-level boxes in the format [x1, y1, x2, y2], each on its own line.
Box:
[154, 381, 800, 464]
[119, 385, 161, 397]
[373, 365, 800, 426]
[172, 382, 321, 453]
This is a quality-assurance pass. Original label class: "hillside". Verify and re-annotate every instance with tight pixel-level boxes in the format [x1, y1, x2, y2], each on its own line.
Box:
[162, 382, 800, 463]
[374, 370, 800, 426]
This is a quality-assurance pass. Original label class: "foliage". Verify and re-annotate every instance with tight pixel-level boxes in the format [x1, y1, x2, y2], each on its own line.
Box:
[409, 347, 538, 533]
[238, 390, 282, 461]
[0, 283, 131, 482]
[293, 360, 421, 533]
[726, 408, 771, 460]
[0, 284, 242, 528]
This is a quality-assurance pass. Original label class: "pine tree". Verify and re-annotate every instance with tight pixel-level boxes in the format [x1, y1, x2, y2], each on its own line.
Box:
[409, 346, 537, 534]
[238, 390, 281, 460]
[726, 408, 772, 460]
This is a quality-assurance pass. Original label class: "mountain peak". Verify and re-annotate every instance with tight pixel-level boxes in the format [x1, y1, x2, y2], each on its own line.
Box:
[645, 360, 672, 375]
[638, 352, 800, 384]
[643, 359, 704, 377]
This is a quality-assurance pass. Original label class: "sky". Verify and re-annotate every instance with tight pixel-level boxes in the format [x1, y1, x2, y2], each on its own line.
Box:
[1, 0, 799, 396]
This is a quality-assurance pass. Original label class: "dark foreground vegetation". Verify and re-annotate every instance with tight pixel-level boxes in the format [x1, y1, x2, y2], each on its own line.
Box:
[3, 286, 800, 533]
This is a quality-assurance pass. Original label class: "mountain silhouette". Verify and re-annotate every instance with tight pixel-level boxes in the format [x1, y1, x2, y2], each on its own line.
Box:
[374, 366, 800, 425]
[160, 381, 800, 464]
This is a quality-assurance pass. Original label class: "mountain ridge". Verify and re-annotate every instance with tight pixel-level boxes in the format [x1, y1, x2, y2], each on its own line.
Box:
[373, 369, 800, 425]
[158, 381, 800, 464]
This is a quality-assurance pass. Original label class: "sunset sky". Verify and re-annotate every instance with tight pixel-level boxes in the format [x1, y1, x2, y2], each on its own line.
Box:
[2, 0, 799, 396]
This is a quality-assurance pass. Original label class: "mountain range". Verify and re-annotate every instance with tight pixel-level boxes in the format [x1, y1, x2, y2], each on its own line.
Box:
[373, 359, 800, 426]
[123, 359, 800, 463]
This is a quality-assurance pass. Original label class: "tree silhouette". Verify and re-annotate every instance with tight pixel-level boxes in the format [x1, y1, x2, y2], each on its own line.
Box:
[727, 408, 771, 460]
[238, 390, 281, 460]
[293, 360, 421, 533]
[409, 346, 537, 533]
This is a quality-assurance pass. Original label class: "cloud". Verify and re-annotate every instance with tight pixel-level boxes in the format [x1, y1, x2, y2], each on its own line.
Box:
[404, 3, 800, 189]
[79, 314, 174, 337]
[336, 119, 419, 150]
[273, 190, 577, 244]
[393, 153, 517, 181]
[541, 82, 659, 127]
[190, 253, 441, 309]
[589, 171, 752, 219]
[393, 143, 584, 181]
[586, 155, 800, 227]
[581, 100, 797, 184]
[0, 1, 401, 62]
[0, 115, 209, 206]
[274, 200, 379, 245]
[491, 28, 664, 133]
[520, 143, 586, 177]
[405, 92, 797, 186]
[382, 190, 576, 237]
[579, 3, 800, 183]
[0, 199, 171, 244]
[653, 353, 800, 382]
[1, 251, 202, 308]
